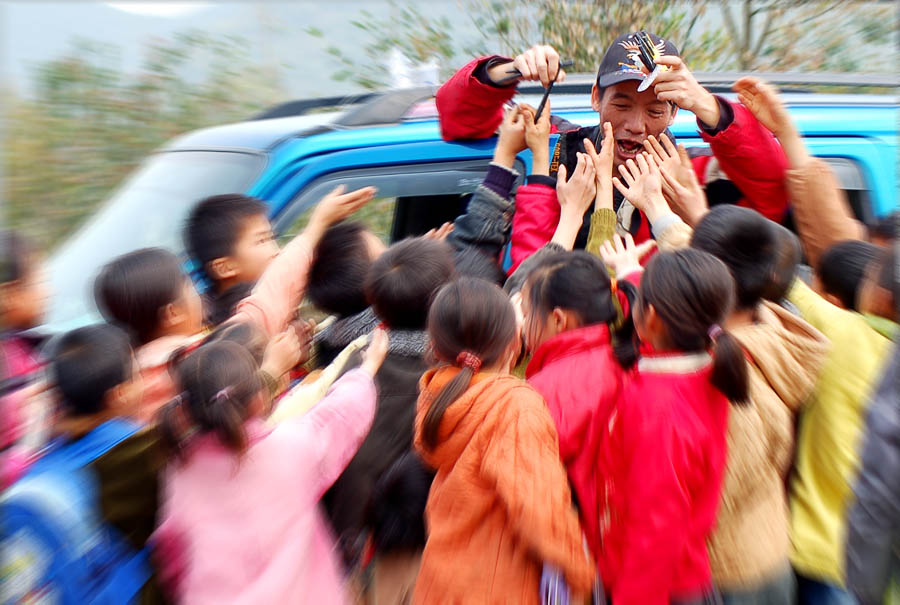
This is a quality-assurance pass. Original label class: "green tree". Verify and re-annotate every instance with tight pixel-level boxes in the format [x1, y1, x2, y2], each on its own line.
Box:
[4, 31, 287, 251]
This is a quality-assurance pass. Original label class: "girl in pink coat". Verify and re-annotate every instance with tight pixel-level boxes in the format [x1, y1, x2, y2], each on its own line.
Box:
[154, 330, 388, 605]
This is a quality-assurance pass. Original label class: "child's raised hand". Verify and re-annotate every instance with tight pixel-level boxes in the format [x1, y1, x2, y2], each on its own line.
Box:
[262, 327, 302, 379]
[612, 153, 670, 224]
[522, 101, 551, 153]
[659, 161, 709, 227]
[733, 76, 792, 137]
[361, 328, 389, 377]
[599, 233, 656, 278]
[494, 105, 528, 167]
[583, 121, 614, 211]
[556, 152, 596, 216]
[423, 222, 454, 241]
[308, 184, 378, 233]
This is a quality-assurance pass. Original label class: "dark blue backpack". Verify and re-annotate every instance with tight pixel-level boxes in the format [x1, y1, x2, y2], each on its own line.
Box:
[1, 419, 151, 604]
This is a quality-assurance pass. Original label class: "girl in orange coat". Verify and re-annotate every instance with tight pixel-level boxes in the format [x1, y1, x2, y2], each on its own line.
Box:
[413, 277, 595, 604]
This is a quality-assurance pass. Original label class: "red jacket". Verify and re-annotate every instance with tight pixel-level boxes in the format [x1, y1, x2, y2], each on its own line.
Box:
[598, 352, 729, 604]
[436, 56, 790, 273]
[525, 324, 627, 566]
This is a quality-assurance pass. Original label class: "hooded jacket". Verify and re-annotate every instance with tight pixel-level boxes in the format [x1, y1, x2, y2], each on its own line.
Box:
[708, 301, 829, 589]
[413, 367, 594, 604]
[525, 323, 627, 562]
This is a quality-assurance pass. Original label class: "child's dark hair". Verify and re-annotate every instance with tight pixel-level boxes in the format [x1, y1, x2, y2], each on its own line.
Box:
[422, 278, 516, 448]
[207, 282, 255, 327]
[870, 211, 900, 242]
[818, 240, 879, 310]
[453, 247, 505, 286]
[201, 320, 267, 365]
[50, 324, 134, 417]
[365, 238, 456, 330]
[159, 340, 262, 459]
[94, 248, 186, 346]
[523, 250, 638, 368]
[640, 249, 749, 404]
[184, 194, 268, 281]
[367, 453, 433, 554]
[763, 223, 802, 303]
[690, 205, 777, 310]
[308, 221, 372, 318]
[0, 231, 35, 285]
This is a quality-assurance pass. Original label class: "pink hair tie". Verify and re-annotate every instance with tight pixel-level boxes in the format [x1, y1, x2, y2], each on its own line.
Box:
[456, 351, 482, 373]
[708, 324, 723, 342]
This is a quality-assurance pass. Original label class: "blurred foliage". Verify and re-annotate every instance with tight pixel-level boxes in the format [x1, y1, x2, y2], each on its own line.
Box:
[5, 31, 286, 251]
[327, 0, 897, 89]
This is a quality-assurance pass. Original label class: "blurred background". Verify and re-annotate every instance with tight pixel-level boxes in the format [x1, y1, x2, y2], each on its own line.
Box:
[2, 0, 897, 253]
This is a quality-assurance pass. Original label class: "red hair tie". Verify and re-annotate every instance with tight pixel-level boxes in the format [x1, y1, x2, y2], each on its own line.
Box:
[456, 351, 482, 373]
[616, 287, 630, 318]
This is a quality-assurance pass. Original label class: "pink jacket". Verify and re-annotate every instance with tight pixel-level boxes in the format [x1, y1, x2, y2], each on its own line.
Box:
[1, 335, 43, 487]
[156, 368, 377, 605]
[136, 234, 314, 422]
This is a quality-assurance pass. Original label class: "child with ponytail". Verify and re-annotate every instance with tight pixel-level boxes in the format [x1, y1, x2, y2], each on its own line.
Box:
[154, 329, 388, 604]
[597, 247, 748, 605]
[518, 249, 637, 563]
[413, 277, 594, 604]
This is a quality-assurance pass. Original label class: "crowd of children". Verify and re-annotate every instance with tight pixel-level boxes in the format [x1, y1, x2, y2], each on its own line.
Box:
[3, 32, 900, 605]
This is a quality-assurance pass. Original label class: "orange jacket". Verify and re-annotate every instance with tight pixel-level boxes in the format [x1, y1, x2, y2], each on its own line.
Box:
[413, 367, 594, 604]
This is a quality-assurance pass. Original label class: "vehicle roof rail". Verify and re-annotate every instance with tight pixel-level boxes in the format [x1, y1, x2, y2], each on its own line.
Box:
[333, 86, 436, 127]
[518, 72, 900, 95]
[252, 93, 376, 120]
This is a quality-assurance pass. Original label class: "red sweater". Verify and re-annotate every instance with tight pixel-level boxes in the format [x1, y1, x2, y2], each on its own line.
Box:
[598, 352, 729, 605]
[436, 56, 790, 273]
[525, 323, 627, 566]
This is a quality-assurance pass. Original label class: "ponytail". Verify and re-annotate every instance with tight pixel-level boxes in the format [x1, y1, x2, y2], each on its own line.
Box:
[422, 366, 475, 449]
[158, 340, 261, 461]
[610, 278, 639, 369]
[709, 329, 749, 405]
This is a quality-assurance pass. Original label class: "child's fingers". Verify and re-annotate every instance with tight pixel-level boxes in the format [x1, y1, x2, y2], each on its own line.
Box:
[624, 233, 635, 251]
[648, 135, 668, 160]
[612, 176, 628, 198]
[635, 153, 649, 175]
[732, 75, 761, 93]
[642, 138, 662, 163]
[557, 163, 568, 185]
[676, 144, 691, 169]
[635, 239, 657, 260]
[619, 161, 636, 186]
[659, 133, 677, 158]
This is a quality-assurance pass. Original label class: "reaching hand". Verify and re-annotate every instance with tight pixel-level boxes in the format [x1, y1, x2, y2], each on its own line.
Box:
[361, 328, 389, 377]
[494, 105, 528, 167]
[522, 102, 551, 154]
[612, 153, 670, 224]
[653, 55, 719, 126]
[423, 222, 454, 241]
[733, 76, 793, 137]
[659, 161, 709, 227]
[262, 327, 302, 379]
[642, 135, 705, 219]
[308, 185, 377, 234]
[583, 122, 615, 211]
[598, 233, 656, 278]
[504, 44, 566, 88]
[556, 152, 597, 216]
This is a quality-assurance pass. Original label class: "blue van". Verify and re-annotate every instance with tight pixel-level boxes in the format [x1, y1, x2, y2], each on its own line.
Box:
[44, 75, 899, 331]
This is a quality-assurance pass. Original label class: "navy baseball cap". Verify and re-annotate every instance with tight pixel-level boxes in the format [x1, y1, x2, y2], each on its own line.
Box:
[596, 32, 680, 89]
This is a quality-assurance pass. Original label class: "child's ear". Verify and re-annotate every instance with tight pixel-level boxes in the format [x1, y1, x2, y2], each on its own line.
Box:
[551, 307, 568, 333]
[159, 301, 186, 331]
[207, 257, 238, 281]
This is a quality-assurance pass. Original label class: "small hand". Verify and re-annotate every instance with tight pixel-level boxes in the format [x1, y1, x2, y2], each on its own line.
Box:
[261, 327, 302, 378]
[556, 152, 597, 217]
[612, 153, 669, 224]
[583, 121, 614, 211]
[361, 328, 389, 377]
[598, 233, 656, 278]
[494, 104, 528, 167]
[308, 185, 378, 231]
[423, 222, 454, 241]
[733, 76, 793, 137]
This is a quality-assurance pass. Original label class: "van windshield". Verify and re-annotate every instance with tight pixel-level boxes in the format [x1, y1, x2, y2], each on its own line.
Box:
[46, 150, 265, 331]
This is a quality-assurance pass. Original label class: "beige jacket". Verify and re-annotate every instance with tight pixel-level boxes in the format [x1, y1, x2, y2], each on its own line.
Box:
[709, 302, 829, 588]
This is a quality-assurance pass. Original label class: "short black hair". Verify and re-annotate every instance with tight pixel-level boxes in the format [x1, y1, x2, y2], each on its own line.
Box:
[184, 194, 268, 280]
[365, 238, 456, 330]
[870, 211, 900, 241]
[453, 247, 505, 286]
[308, 221, 372, 318]
[818, 240, 880, 310]
[94, 247, 186, 345]
[763, 223, 802, 303]
[50, 324, 134, 417]
[691, 206, 778, 310]
[0, 230, 35, 284]
[368, 453, 432, 554]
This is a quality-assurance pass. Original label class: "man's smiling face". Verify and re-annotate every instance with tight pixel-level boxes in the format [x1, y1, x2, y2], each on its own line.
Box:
[592, 80, 678, 170]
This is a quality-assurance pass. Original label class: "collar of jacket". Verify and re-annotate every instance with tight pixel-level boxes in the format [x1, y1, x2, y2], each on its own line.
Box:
[526, 323, 612, 379]
[638, 351, 711, 374]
